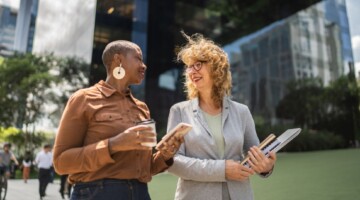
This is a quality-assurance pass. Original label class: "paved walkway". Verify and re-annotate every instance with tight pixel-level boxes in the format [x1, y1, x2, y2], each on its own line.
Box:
[6, 179, 66, 200]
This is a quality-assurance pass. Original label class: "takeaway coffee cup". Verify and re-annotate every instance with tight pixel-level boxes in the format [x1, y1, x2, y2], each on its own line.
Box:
[136, 119, 157, 147]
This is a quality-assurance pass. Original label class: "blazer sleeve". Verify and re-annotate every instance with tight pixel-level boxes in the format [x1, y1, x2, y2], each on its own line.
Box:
[242, 106, 260, 153]
[241, 106, 273, 178]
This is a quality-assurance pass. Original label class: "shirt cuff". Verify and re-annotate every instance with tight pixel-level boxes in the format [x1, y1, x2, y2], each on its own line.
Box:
[96, 139, 115, 164]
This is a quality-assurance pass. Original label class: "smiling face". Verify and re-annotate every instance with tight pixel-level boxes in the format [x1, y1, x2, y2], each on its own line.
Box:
[177, 33, 232, 105]
[121, 46, 146, 85]
[185, 60, 213, 92]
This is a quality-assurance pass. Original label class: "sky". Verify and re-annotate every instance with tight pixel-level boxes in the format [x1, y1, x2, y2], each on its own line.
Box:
[0, 0, 97, 64]
[32, 0, 96, 63]
[34, 0, 96, 63]
[346, 0, 360, 76]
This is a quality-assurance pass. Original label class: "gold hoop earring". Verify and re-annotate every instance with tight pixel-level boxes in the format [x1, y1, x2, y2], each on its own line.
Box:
[112, 64, 125, 79]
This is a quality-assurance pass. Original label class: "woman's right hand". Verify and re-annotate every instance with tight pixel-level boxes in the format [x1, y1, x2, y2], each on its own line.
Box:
[225, 160, 255, 181]
[108, 125, 156, 154]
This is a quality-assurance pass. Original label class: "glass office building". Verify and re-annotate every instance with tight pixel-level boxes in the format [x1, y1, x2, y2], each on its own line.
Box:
[0, 0, 38, 56]
[0, 5, 16, 56]
[91, 0, 350, 128]
[223, 0, 353, 123]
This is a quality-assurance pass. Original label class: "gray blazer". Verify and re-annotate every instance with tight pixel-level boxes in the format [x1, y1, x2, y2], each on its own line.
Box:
[167, 97, 260, 200]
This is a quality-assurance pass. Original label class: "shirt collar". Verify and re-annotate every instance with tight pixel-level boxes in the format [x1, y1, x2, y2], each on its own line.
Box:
[95, 80, 132, 98]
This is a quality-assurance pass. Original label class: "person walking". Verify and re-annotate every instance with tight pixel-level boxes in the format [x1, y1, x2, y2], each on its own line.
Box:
[59, 174, 72, 199]
[166, 32, 277, 200]
[22, 150, 32, 183]
[53, 40, 184, 200]
[34, 144, 53, 200]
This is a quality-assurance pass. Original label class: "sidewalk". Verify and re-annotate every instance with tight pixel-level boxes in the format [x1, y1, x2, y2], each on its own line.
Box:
[6, 179, 65, 200]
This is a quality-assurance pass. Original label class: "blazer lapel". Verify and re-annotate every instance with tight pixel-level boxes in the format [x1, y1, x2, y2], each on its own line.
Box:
[222, 97, 230, 157]
[190, 98, 212, 136]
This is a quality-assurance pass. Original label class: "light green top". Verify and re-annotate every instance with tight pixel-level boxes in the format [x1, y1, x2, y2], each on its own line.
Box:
[202, 110, 230, 199]
[202, 110, 225, 158]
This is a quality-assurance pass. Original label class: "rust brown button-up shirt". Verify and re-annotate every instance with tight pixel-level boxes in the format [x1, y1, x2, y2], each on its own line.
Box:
[53, 80, 171, 184]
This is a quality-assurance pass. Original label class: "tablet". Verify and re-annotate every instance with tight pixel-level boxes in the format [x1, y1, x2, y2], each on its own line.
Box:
[241, 128, 301, 167]
[155, 122, 192, 150]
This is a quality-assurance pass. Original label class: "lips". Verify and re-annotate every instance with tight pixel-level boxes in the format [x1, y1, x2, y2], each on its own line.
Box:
[139, 70, 145, 79]
[191, 76, 202, 83]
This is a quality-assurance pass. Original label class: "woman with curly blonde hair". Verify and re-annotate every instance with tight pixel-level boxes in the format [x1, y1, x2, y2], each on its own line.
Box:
[166, 33, 277, 200]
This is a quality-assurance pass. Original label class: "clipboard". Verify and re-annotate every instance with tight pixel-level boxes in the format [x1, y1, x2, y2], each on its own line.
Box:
[241, 128, 302, 167]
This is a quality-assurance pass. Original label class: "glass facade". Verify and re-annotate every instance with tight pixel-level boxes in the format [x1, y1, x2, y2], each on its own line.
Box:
[91, 0, 351, 130]
[91, 0, 147, 99]
[0, 0, 38, 55]
[224, 0, 353, 123]
[0, 5, 16, 55]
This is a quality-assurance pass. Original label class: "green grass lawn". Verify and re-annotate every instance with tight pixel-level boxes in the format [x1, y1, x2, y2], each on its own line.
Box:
[149, 148, 360, 200]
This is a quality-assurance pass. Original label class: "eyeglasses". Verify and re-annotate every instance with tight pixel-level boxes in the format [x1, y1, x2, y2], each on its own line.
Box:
[185, 61, 204, 73]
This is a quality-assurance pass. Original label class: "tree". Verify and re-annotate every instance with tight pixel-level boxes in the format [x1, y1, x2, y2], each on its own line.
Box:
[0, 126, 47, 156]
[323, 76, 360, 144]
[0, 53, 89, 150]
[276, 75, 360, 146]
[276, 78, 326, 128]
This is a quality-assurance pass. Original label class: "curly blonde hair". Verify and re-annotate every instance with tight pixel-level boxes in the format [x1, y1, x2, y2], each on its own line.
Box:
[177, 32, 232, 107]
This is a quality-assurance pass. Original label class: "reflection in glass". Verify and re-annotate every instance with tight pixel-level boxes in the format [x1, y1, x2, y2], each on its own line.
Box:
[223, 0, 353, 123]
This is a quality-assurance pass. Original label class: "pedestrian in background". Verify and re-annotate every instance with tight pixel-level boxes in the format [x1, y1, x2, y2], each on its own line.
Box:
[59, 174, 72, 199]
[22, 150, 32, 183]
[0, 143, 19, 178]
[34, 144, 53, 200]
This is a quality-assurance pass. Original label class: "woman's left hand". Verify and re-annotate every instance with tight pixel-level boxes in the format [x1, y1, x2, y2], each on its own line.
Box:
[247, 146, 276, 174]
[158, 135, 185, 160]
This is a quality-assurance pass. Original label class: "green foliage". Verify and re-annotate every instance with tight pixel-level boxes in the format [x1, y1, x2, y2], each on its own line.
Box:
[282, 129, 345, 151]
[0, 53, 88, 128]
[276, 78, 326, 128]
[321, 76, 360, 141]
[0, 126, 21, 142]
[0, 53, 89, 153]
[0, 126, 48, 155]
[0, 53, 54, 128]
[275, 75, 360, 146]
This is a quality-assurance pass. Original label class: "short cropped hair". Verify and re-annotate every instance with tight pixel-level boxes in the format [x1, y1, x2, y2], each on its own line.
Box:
[177, 32, 232, 107]
[102, 40, 137, 69]
[3, 143, 11, 148]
